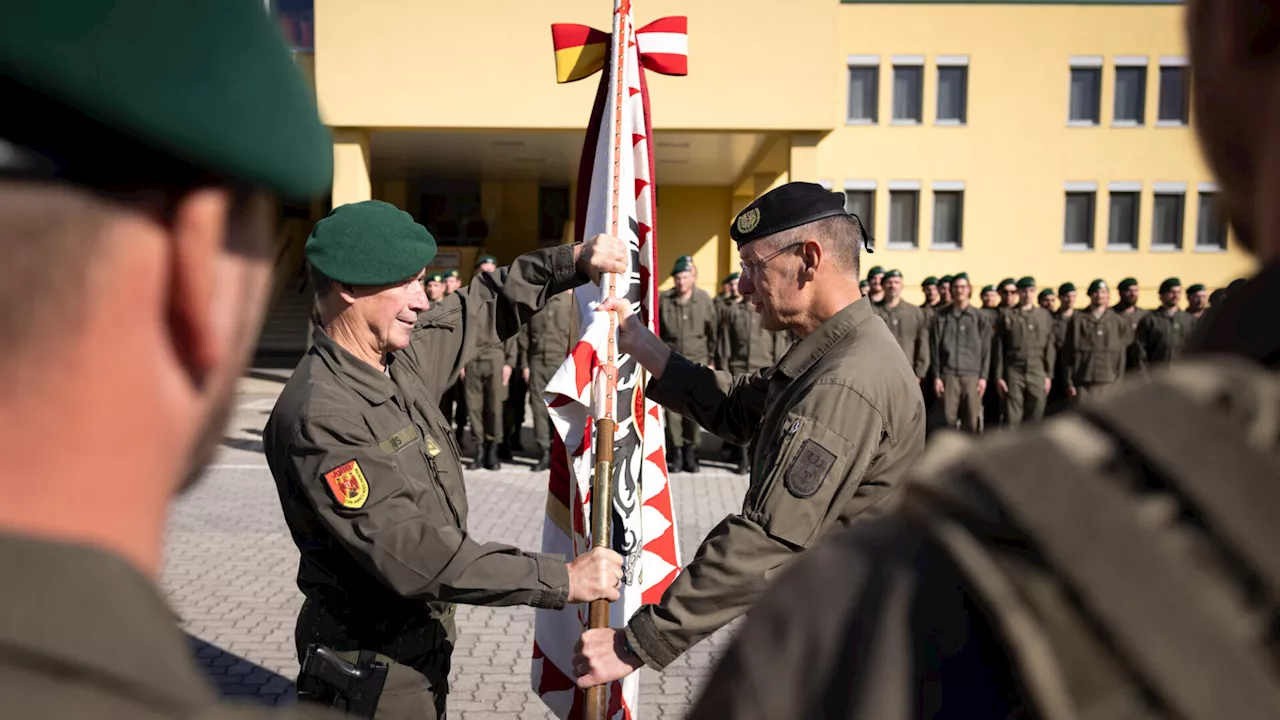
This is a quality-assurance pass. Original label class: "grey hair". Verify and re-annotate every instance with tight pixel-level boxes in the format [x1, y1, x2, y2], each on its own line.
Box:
[767, 214, 862, 277]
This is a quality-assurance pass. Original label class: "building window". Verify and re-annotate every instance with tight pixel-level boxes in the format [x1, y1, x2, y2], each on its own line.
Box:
[1069, 60, 1102, 125]
[1113, 59, 1148, 125]
[1196, 191, 1228, 250]
[936, 57, 968, 124]
[889, 188, 919, 248]
[1151, 190, 1185, 250]
[843, 188, 876, 237]
[847, 58, 879, 124]
[892, 62, 924, 123]
[1107, 190, 1140, 250]
[1158, 59, 1189, 125]
[932, 191, 964, 249]
[1063, 189, 1096, 250]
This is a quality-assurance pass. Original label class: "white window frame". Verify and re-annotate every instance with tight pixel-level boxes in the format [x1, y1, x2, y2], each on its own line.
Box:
[1063, 182, 1099, 252]
[930, 183, 965, 250]
[890, 55, 926, 126]
[1112, 56, 1149, 128]
[846, 55, 881, 126]
[1194, 182, 1228, 253]
[1106, 182, 1142, 252]
[1156, 56, 1190, 127]
[887, 180, 921, 250]
[935, 55, 970, 127]
[1068, 56, 1104, 127]
[1150, 182, 1187, 252]
[842, 181, 877, 241]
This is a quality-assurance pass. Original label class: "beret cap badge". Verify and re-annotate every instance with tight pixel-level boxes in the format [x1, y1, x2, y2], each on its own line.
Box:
[736, 207, 761, 235]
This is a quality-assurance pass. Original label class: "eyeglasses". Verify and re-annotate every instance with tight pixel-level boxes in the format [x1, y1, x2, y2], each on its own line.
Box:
[739, 241, 805, 280]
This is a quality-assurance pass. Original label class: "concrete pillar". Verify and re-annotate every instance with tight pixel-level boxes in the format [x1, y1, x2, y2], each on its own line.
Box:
[331, 128, 371, 208]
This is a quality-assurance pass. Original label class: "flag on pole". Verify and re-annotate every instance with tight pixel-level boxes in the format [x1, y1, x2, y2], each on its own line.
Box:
[533, 6, 688, 720]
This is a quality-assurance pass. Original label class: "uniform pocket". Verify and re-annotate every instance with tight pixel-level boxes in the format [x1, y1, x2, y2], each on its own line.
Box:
[751, 414, 854, 548]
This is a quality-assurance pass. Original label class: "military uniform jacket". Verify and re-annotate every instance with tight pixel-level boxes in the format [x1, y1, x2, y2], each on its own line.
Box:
[873, 300, 931, 380]
[522, 291, 574, 369]
[716, 299, 788, 374]
[1064, 308, 1129, 387]
[265, 246, 584, 662]
[994, 305, 1057, 380]
[623, 298, 926, 670]
[931, 304, 992, 378]
[1113, 304, 1147, 373]
[658, 287, 716, 364]
[0, 534, 341, 720]
[1136, 307, 1197, 368]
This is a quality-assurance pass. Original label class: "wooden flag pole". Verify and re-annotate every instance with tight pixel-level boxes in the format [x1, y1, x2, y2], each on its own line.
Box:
[585, 417, 616, 720]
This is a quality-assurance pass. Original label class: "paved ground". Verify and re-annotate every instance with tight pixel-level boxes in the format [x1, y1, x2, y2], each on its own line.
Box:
[162, 371, 747, 718]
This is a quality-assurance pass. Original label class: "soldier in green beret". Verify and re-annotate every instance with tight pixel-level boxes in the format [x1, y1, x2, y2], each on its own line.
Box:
[523, 289, 574, 472]
[1186, 283, 1209, 320]
[865, 265, 887, 304]
[977, 285, 1004, 429]
[1038, 287, 1056, 312]
[1063, 279, 1129, 401]
[439, 266, 468, 441]
[979, 285, 1000, 313]
[938, 274, 955, 308]
[0, 1, 353, 717]
[716, 270, 790, 474]
[461, 254, 517, 468]
[659, 256, 717, 472]
[873, 270, 931, 389]
[932, 273, 991, 433]
[1047, 282, 1077, 412]
[921, 276, 942, 312]
[992, 277, 1056, 427]
[998, 277, 1019, 311]
[267, 202, 629, 718]
[1112, 277, 1146, 375]
[443, 268, 462, 295]
[425, 272, 447, 305]
[1136, 277, 1198, 370]
[859, 279, 870, 295]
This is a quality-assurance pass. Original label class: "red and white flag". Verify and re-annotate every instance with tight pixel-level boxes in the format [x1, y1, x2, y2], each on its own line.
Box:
[533, 5, 687, 719]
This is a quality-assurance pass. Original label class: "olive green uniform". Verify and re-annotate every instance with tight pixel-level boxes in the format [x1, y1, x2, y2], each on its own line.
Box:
[931, 305, 992, 433]
[1137, 307, 1198, 369]
[1114, 304, 1148, 376]
[464, 331, 516, 445]
[872, 300, 931, 382]
[524, 291, 575, 455]
[622, 298, 926, 670]
[657, 286, 716, 454]
[501, 330, 528, 455]
[1064, 308, 1130, 400]
[979, 307, 1005, 429]
[689, 269, 1280, 720]
[716, 299, 788, 375]
[993, 306, 1057, 427]
[265, 246, 586, 720]
[1048, 308, 1075, 410]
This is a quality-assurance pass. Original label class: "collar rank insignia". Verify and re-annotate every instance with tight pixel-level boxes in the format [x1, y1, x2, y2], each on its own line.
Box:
[323, 460, 369, 509]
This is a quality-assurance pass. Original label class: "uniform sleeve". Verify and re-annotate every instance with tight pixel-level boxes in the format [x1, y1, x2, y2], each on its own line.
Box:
[705, 298, 718, 365]
[517, 327, 529, 369]
[713, 305, 728, 370]
[504, 332, 521, 368]
[1043, 317, 1057, 379]
[978, 315, 993, 379]
[913, 312, 931, 380]
[285, 414, 570, 608]
[1134, 314, 1153, 373]
[404, 244, 585, 394]
[644, 352, 769, 445]
[1062, 318, 1077, 391]
[991, 315, 1006, 382]
[625, 383, 891, 669]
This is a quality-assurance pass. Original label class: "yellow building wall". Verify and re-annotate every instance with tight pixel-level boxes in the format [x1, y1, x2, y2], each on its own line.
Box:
[313, 0, 838, 132]
[655, 186, 734, 294]
[824, 3, 1254, 306]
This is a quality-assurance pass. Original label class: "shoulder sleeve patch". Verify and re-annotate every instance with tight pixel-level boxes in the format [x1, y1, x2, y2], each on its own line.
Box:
[785, 440, 837, 499]
[323, 460, 369, 509]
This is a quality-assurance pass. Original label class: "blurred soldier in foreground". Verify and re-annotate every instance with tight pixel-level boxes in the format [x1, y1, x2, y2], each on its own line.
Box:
[524, 290, 574, 472]
[1064, 279, 1129, 401]
[0, 1, 344, 717]
[993, 277, 1056, 427]
[932, 274, 990, 433]
[1186, 282, 1209, 319]
[690, 3, 1280, 716]
[573, 182, 925, 691]
[658, 256, 716, 473]
[873, 270, 930, 388]
[1137, 277, 1197, 370]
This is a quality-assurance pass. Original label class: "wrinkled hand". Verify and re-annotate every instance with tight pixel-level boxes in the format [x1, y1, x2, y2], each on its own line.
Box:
[574, 628, 643, 689]
[576, 234, 629, 283]
[598, 297, 647, 358]
[566, 547, 624, 604]
[934, 378, 945, 396]
[996, 379, 1009, 397]
[502, 365, 512, 387]
[523, 367, 530, 383]
[977, 379, 988, 398]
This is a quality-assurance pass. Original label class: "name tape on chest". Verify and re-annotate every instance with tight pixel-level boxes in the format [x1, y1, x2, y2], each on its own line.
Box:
[323, 460, 369, 509]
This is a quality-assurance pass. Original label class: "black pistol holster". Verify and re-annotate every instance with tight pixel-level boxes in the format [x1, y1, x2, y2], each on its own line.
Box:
[297, 645, 388, 718]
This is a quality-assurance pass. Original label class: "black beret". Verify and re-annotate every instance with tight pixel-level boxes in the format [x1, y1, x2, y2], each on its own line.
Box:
[731, 182, 852, 248]
[1016, 276, 1036, 290]
[1186, 283, 1206, 294]
[1159, 277, 1182, 293]
[1058, 282, 1076, 295]
[1088, 279, 1108, 294]
[1118, 277, 1139, 290]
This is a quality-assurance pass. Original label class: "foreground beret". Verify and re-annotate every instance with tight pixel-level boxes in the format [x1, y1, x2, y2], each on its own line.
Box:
[1059, 282, 1076, 295]
[307, 201, 438, 286]
[0, 0, 332, 199]
[723, 272, 741, 283]
[1159, 277, 1182, 293]
[867, 266, 885, 279]
[475, 254, 497, 268]
[922, 276, 939, 287]
[730, 182, 850, 247]
[1119, 277, 1138, 290]
[1187, 283, 1206, 294]
[1039, 288, 1056, 300]
[999, 277, 1017, 289]
[672, 257, 694, 275]
[940, 275, 955, 284]
[981, 285, 996, 294]
[1017, 276, 1036, 290]
[1089, 279, 1108, 294]
[884, 269, 902, 279]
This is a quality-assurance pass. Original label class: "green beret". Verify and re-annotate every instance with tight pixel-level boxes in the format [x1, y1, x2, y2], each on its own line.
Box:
[731, 182, 850, 247]
[883, 269, 902, 279]
[426, 273, 444, 284]
[940, 275, 955, 284]
[859, 280, 869, 290]
[1058, 282, 1076, 295]
[722, 272, 741, 283]
[678, 255, 695, 264]
[999, 278, 1017, 289]
[445, 269, 460, 279]
[1088, 279, 1108, 294]
[306, 201, 437, 286]
[1186, 283, 1206, 294]
[980, 285, 996, 294]
[0, 0, 331, 199]
[1159, 277, 1182, 293]
[1038, 288, 1056, 300]
[1016, 276, 1036, 290]
[922, 276, 939, 287]
[1118, 277, 1138, 290]
[952, 272, 969, 282]
[475, 254, 497, 269]
[672, 257, 694, 276]
[867, 266, 885, 279]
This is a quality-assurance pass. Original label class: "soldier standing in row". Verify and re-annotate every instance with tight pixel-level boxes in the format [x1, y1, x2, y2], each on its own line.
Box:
[523, 290, 574, 472]
[978, 285, 1003, 430]
[440, 268, 468, 443]
[873, 270, 931, 388]
[932, 273, 990, 434]
[443, 268, 461, 295]
[464, 255, 512, 470]
[715, 272, 739, 317]
[998, 277, 1018, 311]
[716, 272, 789, 474]
[1137, 277, 1198, 371]
[864, 265, 886, 304]
[1186, 282, 1209, 319]
[1047, 281, 1077, 411]
[937, 274, 954, 308]
[979, 284, 1001, 314]
[658, 256, 716, 473]
[920, 276, 942, 311]
[1113, 277, 1147, 376]
[1064, 279, 1129, 401]
[425, 272, 446, 306]
[498, 328, 528, 462]
[1037, 287, 1056, 312]
[993, 276, 1056, 427]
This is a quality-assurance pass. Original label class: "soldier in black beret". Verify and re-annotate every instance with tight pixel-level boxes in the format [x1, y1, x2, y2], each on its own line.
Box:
[573, 181, 924, 690]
